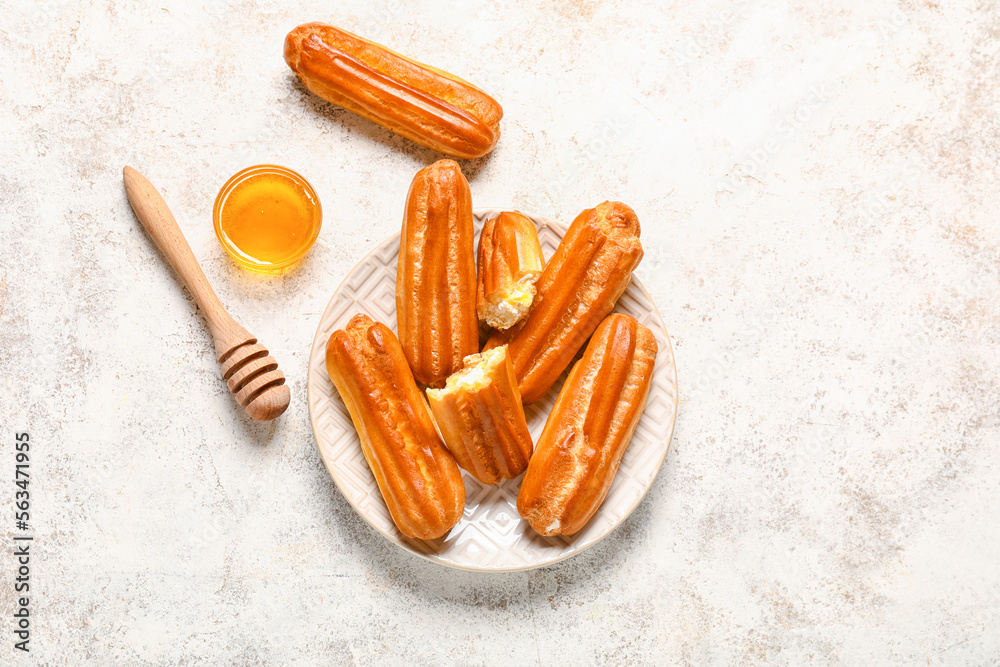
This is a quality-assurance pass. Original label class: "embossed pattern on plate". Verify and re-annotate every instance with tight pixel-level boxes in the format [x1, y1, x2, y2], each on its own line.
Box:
[307, 208, 679, 571]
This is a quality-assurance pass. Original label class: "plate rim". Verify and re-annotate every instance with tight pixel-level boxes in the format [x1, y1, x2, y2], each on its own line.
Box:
[307, 207, 679, 572]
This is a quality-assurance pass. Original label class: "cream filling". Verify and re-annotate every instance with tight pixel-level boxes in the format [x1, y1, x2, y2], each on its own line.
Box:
[427, 346, 505, 400]
[482, 276, 538, 330]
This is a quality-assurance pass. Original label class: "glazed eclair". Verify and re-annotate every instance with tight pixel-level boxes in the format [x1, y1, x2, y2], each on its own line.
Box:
[326, 314, 465, 540]
[517, 313, 657, 536]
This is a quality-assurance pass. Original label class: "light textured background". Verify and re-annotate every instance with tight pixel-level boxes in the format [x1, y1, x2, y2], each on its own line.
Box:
[1, 0, 998, 664]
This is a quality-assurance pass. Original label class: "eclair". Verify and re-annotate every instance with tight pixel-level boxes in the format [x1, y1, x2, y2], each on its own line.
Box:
[284, 23, 503, 159]
[325, 314, 465, 540]
[477, 211, 544, 330]
[517, 314, 657, 536]
[486, 201, 643, 404]
[426, 346, 533, 485]
[396, 160, 479, 388]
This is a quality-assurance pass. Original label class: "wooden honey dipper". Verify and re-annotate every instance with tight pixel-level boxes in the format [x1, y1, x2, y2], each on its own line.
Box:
[123, 166, 291, 421]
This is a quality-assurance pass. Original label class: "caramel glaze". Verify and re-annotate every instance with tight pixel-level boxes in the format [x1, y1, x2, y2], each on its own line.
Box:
[326, 314, 465, 540]
[397, 160, 479, 388]
[426, 347, 534, 485]
[517, 313, 657, 536]
[284, 23, 503, 159]
[477, 211, 544, 329]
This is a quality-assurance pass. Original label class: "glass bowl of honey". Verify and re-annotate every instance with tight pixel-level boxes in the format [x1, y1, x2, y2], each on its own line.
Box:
[213, 165, 322, 272]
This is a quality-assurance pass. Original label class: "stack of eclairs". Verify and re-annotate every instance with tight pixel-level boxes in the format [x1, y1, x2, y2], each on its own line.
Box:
[325, 159, 656, 540]
[285, 23, 657, 540]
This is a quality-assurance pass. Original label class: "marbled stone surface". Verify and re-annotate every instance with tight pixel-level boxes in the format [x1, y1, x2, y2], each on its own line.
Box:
[1, 0, 998, 664]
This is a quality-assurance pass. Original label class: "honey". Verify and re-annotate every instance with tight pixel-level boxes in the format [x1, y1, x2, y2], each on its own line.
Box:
[213, 165, 321, 271]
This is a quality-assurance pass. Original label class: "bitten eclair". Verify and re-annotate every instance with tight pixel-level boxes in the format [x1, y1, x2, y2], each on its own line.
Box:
[284, 23, 503, 159]
[325, 314, 465, 540]
[477, 211, 544, 330]
[486, 201, 643, 404]
[517, 314, 657, 536]
[396, 160, 479, 388]
[426, 346, 533, 485]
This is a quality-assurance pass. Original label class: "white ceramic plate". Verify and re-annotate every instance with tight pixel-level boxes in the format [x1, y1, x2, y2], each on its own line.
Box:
[307, 208, 678, 571]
